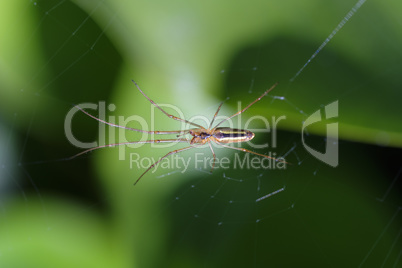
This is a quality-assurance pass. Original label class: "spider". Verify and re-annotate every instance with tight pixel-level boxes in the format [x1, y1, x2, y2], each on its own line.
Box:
[71, 80, 280, 185]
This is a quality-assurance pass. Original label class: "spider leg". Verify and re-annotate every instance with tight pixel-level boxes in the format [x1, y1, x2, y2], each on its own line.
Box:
[208, 102, 224, 129]
[215, 141, 288, 164]
[132, 80, 205, 129]
[134, 144, 204, 185]
[68, 138, 190, 160]
[212, 82, 278, 130]
[207, 141, 216, 173]
[75, 105, 190, 135]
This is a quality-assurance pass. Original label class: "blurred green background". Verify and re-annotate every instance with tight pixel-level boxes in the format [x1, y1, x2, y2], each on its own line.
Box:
[1, 0, 402, 267]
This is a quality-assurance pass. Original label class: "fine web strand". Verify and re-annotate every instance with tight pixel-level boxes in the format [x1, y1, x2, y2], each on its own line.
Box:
[290, 0, 367, 82]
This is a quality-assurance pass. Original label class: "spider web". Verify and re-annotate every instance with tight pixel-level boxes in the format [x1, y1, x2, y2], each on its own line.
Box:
[1, 0, 402, 267]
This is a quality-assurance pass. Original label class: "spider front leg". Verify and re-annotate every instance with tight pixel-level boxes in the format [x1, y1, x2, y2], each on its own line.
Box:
[208, 102, 224, 129]
[207, 141, 217, 173]
[134, 144, 204, 185]
[68, 138, 190, 160]
[132, 80, 205, 129]
[212, 82, 278, 130]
